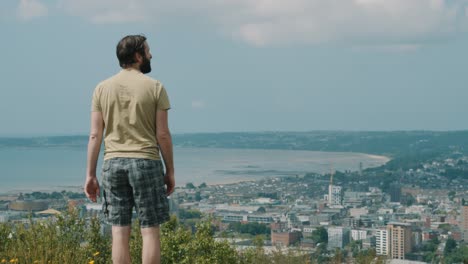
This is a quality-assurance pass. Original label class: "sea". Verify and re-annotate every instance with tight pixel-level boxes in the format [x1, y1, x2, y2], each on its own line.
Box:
[0, 147, 389, 193]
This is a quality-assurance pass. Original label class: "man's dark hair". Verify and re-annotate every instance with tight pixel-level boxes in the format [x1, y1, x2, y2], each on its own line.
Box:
[116, 35, 147, 68]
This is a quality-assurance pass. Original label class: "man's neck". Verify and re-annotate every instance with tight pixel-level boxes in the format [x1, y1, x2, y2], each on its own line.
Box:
[123, 65, 141, 72]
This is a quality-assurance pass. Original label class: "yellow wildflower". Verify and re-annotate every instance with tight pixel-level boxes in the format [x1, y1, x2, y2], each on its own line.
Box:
[89, 260, 95, 264]
[93, 251, 100, 256]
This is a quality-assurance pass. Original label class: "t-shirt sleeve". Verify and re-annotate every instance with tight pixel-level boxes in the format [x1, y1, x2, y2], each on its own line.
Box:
[156, 84, 171, 111]
[91, 85, 102, 112]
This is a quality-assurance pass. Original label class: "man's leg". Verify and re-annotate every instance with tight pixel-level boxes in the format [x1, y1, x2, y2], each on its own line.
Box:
[112, 226, 132, 264]
[141, 226, 161, 264]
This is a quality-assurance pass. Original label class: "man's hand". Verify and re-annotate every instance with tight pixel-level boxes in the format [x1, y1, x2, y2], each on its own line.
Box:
[164, 172, 175, 196]
[84, 176, 100, 202]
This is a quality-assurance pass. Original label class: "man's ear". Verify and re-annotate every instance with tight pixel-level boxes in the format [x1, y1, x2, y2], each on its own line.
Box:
[134, 52, 143, 63]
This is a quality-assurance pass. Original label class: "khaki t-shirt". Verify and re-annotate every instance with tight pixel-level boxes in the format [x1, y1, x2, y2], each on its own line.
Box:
[91, 69, 171, 160]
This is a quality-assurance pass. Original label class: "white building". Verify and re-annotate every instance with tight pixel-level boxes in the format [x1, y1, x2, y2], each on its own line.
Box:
[0, 213, 9, 223]
[222, 213, 274, 223]
[405, 205, 425, 215]
[351, 229, 368, 241]
[328, 185, 342, 207]
[376, 229, 389, 256]
[302, 226, 316, 233]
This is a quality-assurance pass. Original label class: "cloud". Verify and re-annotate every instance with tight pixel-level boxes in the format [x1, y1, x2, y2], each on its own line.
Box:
[17, 0, 48, 21]
[191, 100, 206, 109]
[57, 0, 148, 24]
[56, 0, 468, 46]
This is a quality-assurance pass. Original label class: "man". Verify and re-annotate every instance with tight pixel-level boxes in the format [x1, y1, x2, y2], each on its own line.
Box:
[84, 35, 175, 264]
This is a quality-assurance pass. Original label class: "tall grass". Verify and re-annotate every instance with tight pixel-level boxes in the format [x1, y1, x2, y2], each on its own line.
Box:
[0, 210, 109, 264]
[0, 212, 310, 264]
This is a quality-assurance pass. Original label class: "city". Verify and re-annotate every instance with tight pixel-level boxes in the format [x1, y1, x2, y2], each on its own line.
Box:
[1, 132, 468, 263]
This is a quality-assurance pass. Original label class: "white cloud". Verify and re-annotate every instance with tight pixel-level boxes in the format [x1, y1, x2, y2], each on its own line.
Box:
[57, 0, 148, 24]
[56, 0, 468, 46]
[18, 0, 48, 21]
[191, 100, 206, 109]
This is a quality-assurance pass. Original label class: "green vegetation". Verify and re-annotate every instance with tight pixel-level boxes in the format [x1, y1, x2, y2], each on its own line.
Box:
[443, 242, 468, 264]
[178, 208, 203, 219]
[0, 210, 107, 264]
[421, 237, 440, 263]
[228, 222, 271, 236]
[0, 212, 311, 264]
[5, 210, 462, 263]
[310, 226, 328, 244]
[21, 191, 86, 200]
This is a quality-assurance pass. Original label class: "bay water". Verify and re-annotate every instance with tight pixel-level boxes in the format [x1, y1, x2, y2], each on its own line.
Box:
[0, 147, 389, 193]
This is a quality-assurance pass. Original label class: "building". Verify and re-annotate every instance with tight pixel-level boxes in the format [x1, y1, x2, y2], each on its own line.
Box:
[350, 208, 369, 218]
[327, 171, 342, 207]
[9, 200, 48, 211]
[388, 222, 412, 260]
[0, 213, 9, 223]
[351, 229, 368, 241]
[271, 230, 302, 247]
[343, 191, 367, 207]
[344, 217, 362, 228]
[422, 230, 437, 241]
[328, 185, 342, 207]
[221, 213, 274, 223]
[327, 227, 350, 249]
[462, 205, 468, 241]
[376, 228, 390, 256]
[389, 182, 402, 203]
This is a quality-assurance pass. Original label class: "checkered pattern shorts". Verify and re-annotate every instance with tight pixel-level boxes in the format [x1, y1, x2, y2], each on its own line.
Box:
[101, 158, 170, 228]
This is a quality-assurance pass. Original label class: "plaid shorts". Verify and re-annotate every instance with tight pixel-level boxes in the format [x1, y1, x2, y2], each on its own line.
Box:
[101, 158, 170, 228]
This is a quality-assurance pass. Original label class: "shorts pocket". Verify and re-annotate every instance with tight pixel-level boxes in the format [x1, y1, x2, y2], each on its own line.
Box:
[136, 159, 156, 170]
[102, 160, 112, 172]
[102, 190, 110, 217]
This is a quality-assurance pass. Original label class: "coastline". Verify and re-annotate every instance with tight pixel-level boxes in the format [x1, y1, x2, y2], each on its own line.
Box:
[0, 147, 390, 195]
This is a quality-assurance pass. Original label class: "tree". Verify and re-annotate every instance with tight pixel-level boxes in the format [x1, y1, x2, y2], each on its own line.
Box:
[444, 238, 457, 255]
[228, 222, 270, 235]
[185, 182, 195, 189]
[448, 191, 456, 201]
[311, 227, 328, 244]
[198, 182, 207, 188]
[179, 209, 202, 219]
[195, 191, 202, 202]
[444, 243, 468, 263]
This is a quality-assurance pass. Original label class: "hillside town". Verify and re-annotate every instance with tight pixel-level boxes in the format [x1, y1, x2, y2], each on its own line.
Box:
[1, 152, 468, 263]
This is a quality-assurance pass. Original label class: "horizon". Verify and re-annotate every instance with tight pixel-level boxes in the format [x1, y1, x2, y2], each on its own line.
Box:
[1, 129, 468, 138]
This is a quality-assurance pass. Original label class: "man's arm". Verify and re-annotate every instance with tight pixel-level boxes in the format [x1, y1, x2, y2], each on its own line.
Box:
[84, 111, 105, 202]
[156, 109, 175, 195]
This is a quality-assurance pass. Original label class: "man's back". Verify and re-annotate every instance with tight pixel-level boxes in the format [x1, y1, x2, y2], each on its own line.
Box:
[92, 68, 170, 160]
[85, 35, 175, 264]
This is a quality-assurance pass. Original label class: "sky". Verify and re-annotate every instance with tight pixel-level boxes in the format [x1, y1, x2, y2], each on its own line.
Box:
[1, 0, 468, 136]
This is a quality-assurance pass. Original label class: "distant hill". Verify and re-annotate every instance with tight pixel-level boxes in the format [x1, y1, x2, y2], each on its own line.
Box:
[1, 131, 468, 157]
[0, 136, 88, 149]
[172, 131, 468, 157]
